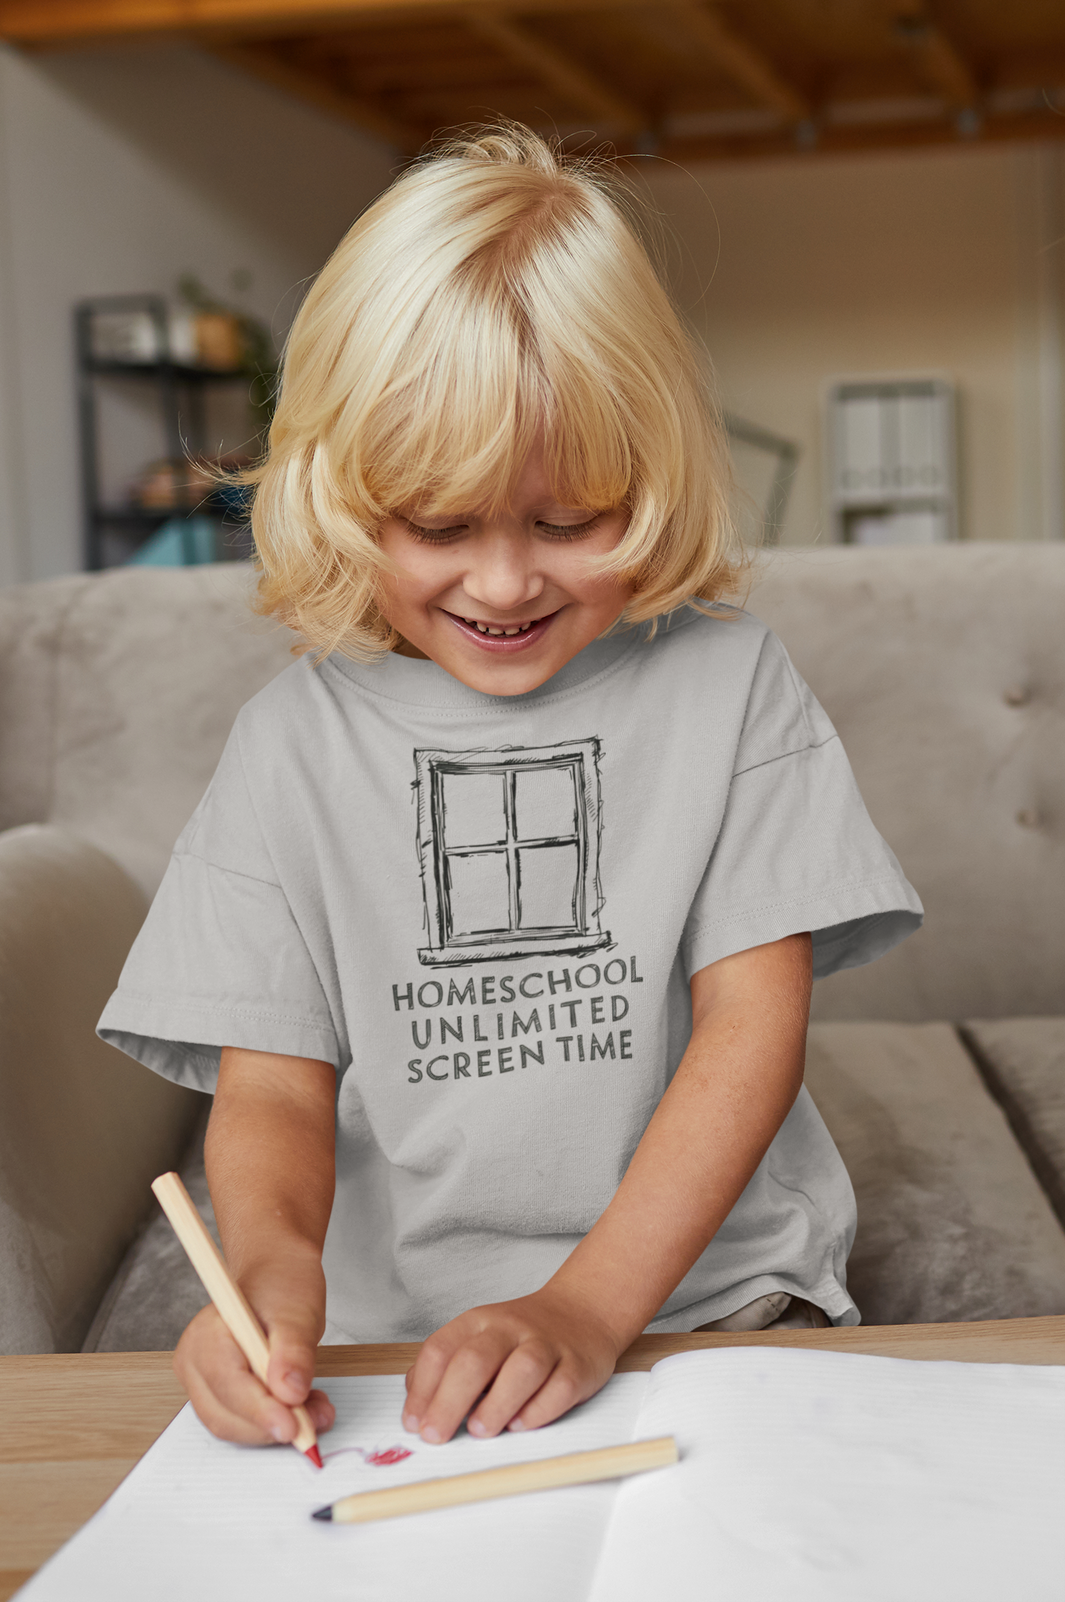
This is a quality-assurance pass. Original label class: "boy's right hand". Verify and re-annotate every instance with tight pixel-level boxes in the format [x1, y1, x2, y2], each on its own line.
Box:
[174, 1294, 335, 1447]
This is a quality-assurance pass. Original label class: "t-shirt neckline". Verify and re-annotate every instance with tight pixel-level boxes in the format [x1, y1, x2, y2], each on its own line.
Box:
[323, 621, 644, 710]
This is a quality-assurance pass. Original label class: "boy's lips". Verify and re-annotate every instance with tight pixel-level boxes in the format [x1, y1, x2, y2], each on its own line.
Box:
[443, 610, 557, 652]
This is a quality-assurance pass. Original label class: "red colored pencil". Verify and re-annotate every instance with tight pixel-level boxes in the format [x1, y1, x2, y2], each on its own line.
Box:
[152, 1171, 323, 1468]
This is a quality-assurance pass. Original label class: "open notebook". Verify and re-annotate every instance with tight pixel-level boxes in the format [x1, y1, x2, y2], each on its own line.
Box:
[20, 1347, 1065, 1602]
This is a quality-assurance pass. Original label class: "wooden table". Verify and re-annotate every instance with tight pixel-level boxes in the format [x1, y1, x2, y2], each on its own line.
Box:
[2, 1316, 1063, 1601]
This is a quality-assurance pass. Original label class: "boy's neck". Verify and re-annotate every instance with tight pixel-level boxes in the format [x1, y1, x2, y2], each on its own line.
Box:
[391, 636, 430, 661]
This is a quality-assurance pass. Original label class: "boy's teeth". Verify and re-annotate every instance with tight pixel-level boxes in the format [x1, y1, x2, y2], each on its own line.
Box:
[467, 618, 535, 636]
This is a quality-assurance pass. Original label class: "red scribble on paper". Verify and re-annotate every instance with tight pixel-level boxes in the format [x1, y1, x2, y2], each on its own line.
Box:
[321, 1444, 414, 1467]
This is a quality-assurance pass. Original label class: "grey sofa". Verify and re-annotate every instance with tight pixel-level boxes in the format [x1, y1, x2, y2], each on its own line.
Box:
[1, 545, 1063, 1354]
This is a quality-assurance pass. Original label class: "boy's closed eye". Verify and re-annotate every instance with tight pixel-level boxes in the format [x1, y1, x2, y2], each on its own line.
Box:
[399, 514, 606, 544]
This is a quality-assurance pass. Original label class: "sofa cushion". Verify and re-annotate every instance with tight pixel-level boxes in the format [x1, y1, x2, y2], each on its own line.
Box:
[43, 565, 293, 898]
[0, 824, 206, 1353]
[805, 1021, 1065, 1324]
[960, 1018, 1065, 1230]
[83, 1110, 215, 1353]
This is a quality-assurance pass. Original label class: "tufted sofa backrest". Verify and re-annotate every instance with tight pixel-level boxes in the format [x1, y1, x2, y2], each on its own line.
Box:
[1, 546, 1061, 1022]
[748, 543, 1065, 1022]
[0, 565, 293, 900]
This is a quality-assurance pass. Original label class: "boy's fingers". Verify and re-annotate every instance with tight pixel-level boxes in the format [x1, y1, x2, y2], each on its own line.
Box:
[181, 1340, 301, 1445]
[176, 1306, 307, 1446]
[192, 1366, 299, 1446]
[411, 1335, 514, 1444]
[506, 1362, 591, 1434]
[402, 1331, 463, 1429]
[466, 1342, 558, 1439]
[306, 1387, 336, 1434]
[188, 1366, 334, 1445]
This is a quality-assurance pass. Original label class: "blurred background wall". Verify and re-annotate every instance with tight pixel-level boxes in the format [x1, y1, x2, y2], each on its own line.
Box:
[0, 37, 1062, 579]
[0, 41, 395, 583]
[651, 143, 1064, 549]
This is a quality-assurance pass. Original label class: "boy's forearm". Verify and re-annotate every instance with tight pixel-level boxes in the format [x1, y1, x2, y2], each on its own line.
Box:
[206, 1047, 337, 1287]
[547, 934, 812, 1350]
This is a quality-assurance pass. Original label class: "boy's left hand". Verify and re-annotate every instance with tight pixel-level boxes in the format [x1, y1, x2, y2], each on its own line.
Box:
[402, 1286, 623, 1444]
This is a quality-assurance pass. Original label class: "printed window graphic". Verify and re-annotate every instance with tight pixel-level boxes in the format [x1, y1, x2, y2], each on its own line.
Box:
[414, 739, 611, 966]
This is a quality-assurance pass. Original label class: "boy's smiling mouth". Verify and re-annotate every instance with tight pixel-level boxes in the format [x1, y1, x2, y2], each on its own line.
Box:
[444, 610, 557, 650]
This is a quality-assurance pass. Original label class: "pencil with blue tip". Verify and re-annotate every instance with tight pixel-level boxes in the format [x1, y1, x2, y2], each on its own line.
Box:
[312, 1435, 678, 1523]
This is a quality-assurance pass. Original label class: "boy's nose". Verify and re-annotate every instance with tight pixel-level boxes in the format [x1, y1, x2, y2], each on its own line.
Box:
[460, 537, 545, 614]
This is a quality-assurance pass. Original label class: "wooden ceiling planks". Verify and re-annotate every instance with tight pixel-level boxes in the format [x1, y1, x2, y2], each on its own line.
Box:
[2, 0, 1064, 160]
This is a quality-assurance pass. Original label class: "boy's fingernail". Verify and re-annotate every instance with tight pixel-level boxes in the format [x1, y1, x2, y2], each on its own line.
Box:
[402, 1412, 419, 1431]
[270, 1422, 289, 1443]
[283, 1370, 306, 1393]
[507, 1419, 527, 1432]
[467, 1419, 488, 1437]
[421, 1426, 441, 1444]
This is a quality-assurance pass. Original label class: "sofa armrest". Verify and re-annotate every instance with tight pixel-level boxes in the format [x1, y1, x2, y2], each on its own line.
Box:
[0, 825, 206, 1354]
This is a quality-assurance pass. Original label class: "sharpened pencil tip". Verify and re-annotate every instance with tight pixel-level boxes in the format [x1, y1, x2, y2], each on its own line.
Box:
[312, 1505, 333, 1521]
[305, 1444, 324, 1469]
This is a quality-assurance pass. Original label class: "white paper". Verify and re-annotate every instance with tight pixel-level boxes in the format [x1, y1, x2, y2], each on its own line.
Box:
[20, 1350, 1065, 1602]
[587, 1348, 1065, 1602]
[19, 1371, 648, 1602]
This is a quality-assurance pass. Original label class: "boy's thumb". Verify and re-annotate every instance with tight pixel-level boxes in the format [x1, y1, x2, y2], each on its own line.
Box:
[265, 1319, 319, 1406]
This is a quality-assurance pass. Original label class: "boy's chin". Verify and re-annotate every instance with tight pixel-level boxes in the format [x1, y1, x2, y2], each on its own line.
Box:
[438, 644, 568, 696]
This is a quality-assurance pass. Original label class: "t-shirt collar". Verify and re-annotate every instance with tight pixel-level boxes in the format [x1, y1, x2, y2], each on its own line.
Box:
[324, 619, 646, 709]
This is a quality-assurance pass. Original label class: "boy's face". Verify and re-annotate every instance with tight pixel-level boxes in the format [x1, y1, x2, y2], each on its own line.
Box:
[377, 445, 634, 696]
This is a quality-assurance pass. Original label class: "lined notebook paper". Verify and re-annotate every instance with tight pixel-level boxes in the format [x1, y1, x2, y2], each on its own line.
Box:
[19, 1349, 1065, 1602]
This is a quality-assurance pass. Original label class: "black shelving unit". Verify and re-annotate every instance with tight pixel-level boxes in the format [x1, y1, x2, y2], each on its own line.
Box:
[75, 293, 256, 571]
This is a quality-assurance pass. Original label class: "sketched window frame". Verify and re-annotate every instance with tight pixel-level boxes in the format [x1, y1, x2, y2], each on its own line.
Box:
[414, 739, 610, 966]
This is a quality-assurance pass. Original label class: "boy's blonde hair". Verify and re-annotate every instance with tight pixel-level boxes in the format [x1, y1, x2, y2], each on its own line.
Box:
[251, 124, 744, 658]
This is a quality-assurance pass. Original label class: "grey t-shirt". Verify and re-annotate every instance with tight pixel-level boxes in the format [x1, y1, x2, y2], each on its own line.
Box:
[99, 605, 922, 1338]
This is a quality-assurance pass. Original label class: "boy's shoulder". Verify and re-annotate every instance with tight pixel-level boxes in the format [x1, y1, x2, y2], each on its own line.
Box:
[228, 652, 331, 746]
[642, 601, 826, 749]
[643, 599, 777, 663]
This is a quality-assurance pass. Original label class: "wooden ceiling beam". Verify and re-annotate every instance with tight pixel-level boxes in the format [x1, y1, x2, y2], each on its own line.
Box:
[0, 0, 630, 46]
[340, 55, 515, 95]
[207, 37, 421, 147]
[888, 7, 979, 110]
[656, 106, 1065, 167]
[660, 1, 810, 125]
[462, 10, 645, 131]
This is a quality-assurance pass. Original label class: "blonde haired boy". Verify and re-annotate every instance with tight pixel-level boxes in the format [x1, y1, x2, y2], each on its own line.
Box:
[100, 126, 920, 1448]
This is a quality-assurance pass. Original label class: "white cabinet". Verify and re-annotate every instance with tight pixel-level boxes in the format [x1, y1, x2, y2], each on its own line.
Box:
[827, 377, 957, 544]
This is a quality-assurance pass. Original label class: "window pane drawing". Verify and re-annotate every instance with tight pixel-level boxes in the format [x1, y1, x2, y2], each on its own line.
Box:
[414, 739, 611, 965]
[446, 850, 511, 937]
[516, 840, 581, 930]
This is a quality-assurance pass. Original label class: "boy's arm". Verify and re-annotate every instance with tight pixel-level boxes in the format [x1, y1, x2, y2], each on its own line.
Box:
[403, 931, 812, 1443]
[174, 1046, 338, 1445]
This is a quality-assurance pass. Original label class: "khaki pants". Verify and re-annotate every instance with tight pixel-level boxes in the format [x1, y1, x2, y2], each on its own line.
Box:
[695, 1292, 830, 1334]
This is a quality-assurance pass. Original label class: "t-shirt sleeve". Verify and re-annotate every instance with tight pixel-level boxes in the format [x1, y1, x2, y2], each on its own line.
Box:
[97, 723, 340, 1093]
[680, 629, 923, 982]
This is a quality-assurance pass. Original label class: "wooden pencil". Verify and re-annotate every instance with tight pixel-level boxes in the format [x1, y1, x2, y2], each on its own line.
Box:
[312, 1435, 678, 1523]
[151, 1170, 322, 1468]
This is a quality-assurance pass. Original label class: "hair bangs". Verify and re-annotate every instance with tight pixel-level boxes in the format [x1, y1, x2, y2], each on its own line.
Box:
[355, 292, 545, 520]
